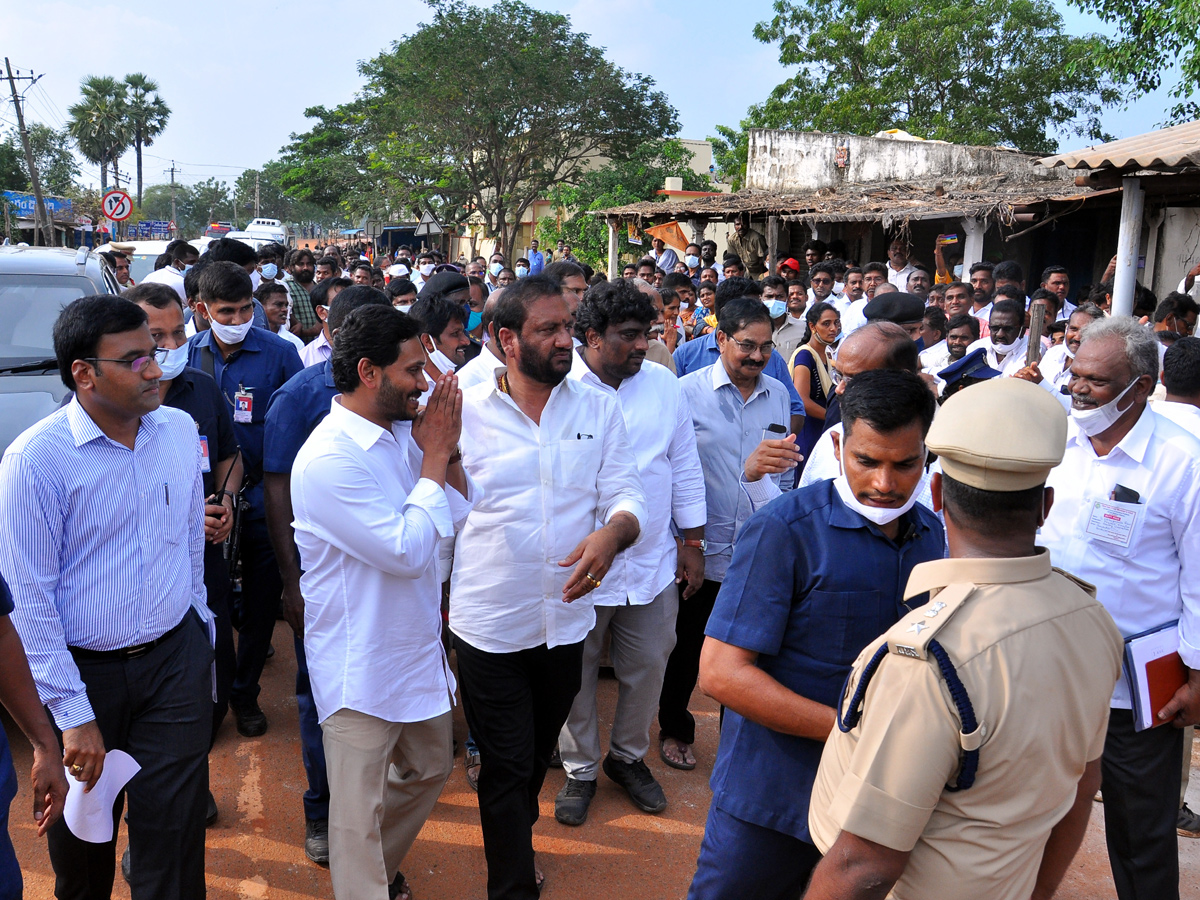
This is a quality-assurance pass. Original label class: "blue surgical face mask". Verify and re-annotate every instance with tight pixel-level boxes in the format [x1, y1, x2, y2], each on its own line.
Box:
[260, 263, 278, 280]
[515, 265, 529, 278]
[467, 310, 483, 331]
[685, 254, 700, 269]
[489, 262, 504, 277]
[764, 298, 786, 319]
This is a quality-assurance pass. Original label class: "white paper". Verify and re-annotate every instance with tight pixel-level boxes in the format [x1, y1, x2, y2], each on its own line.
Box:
[63, 749, 141, 843]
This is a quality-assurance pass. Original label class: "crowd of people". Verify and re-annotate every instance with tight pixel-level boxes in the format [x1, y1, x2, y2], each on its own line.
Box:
[0, 222, 1197, 900]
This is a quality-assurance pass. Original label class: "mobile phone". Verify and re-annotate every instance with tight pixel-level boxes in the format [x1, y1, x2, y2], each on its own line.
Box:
[936, 234, 959, 245]
[1110, 484, 1141, 504]
[762, 423, 787, 441]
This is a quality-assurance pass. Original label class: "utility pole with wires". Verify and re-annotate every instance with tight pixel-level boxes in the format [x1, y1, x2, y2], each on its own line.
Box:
[254, 171, 260, 219]
[4, 58, 53, 246]
[167, 161, 179, 238]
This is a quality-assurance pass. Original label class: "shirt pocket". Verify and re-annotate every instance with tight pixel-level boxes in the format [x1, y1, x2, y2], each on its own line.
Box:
[799, 589, 887, 666]
[556, 438, 602, 489]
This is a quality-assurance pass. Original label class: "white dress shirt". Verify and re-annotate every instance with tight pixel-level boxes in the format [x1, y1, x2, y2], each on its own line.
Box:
[277, 325, 306, 353]
[841, 298, 869, 335]
[1041, 408, 1200, 707]
[887, 262, 917, 289]
[1036, 343, 1074, 410]
[450, 371, 646, 653]
[965, 335, 1028, 376]
[299, 329, 332, 368]
[456, 346, 505, 392]
[292, 397, 476, 724]
[568, 351, 706, 606]
[142, 264, 187, 301]
[1150, 398, 1200, 439]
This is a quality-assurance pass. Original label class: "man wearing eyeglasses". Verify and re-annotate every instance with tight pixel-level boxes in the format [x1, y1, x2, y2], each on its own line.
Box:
[543, 260, 588, 339]
[0, 294, 214, 900]
[658, 298, 795, 771]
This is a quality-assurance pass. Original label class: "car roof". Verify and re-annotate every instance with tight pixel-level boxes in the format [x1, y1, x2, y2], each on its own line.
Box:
[0, 245, 107, 276]
[94, 240, 202, 256]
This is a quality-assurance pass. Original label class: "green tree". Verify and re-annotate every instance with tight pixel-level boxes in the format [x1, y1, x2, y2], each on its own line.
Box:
[66, 75, 131, 195]
[27, 125, 79, 196]
[0, 136, 28, 192]
[538, 139, 711, 267]
[191, 178, 234, 229]
[1067, 1, 1200, 124]
[123, 73, 170, 207]
[281, 0, 678, 255]
[713, 0, 1119, 186]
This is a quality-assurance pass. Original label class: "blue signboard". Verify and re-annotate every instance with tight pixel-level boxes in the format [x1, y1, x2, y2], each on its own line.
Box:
[133, 220, 171, 239]
[2, 191, 73, 220]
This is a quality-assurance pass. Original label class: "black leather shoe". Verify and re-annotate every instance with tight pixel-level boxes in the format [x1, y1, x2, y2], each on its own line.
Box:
[554, 777, 597, 826]
[120, 848, 131, 883]
[206, 790, 218, 827]
[305, 817, 329, 865]
[231, 700, 268, 737]
[603, 753, 666, 813]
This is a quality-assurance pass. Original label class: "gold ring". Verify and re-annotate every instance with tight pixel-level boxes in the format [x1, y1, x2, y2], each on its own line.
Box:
[585, 573, 601, 588]
[70, 764, 83, 774]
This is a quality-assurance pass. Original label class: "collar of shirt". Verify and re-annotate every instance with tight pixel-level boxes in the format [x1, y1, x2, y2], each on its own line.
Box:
[327, 395, 413, 455]
[1065, 402, 1153, 464]
[903, 549, 1051, 601]
[710, 356, 768, 404]
[66, 395, 165, 449]
[194, 324, 267, 357]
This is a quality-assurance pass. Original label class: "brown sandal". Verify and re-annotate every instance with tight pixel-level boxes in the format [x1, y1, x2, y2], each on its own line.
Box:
[659, 737, 696, 770]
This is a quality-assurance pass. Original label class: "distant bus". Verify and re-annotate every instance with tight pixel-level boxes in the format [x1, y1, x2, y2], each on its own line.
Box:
[204, 221, 234, 239]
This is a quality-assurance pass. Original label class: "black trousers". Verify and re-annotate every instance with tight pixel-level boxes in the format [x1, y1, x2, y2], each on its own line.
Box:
[453, 634, 584, 900]
[47, 610, 213, 900]
[658, 578, 720, 746]
[1101, 708, 1184, 900]
[230, 518, 282, 706]
[204, 541, 234, 747]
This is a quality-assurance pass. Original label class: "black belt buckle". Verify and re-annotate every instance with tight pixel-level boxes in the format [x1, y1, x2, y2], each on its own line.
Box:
[119, 641, 155, 660]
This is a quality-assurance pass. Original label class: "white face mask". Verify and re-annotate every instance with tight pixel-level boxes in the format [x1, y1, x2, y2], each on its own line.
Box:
[395, 303, 412, 315]
[208, 317, 253, 345]
[158, 344, 189, 380]
[833, 474, 921, 526]
[685, 254, 700, 268]
[489, 262, 504, 277]
[419, 263, 435, 277]
[425, 339, 458, 374]
[992, 338, 1019, 354]
[1071, 377, 1139, 436]
[260, 263, 278, 280]
[515, 265, 529, 278]
[763, 298, 786, 319]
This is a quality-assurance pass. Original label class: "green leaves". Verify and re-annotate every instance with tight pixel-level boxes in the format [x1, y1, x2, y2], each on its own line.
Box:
[718, 0, 1118, 171]
[1068, 0, 1200, 124]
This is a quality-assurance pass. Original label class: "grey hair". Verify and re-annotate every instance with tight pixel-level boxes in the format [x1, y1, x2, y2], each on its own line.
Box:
[1079, 315, 1159, 383]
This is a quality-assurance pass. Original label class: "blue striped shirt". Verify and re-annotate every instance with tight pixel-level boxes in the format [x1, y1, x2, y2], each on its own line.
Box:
[0, 398, 209, 730]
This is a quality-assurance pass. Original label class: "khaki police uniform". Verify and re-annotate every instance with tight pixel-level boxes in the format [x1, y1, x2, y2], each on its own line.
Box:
[807, 377, 1126, 900]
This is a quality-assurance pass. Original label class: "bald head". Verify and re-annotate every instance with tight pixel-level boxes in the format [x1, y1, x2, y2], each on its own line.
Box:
[834, 322, 920, 395]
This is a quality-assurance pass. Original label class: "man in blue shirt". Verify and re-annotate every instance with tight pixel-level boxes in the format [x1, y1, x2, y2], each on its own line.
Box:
[673, 276, 806, 430]
[262, 286, 392, 865]
[528, 238, 545, 275]
[189, 261, 304, 738]
[687, 369, 944, 900]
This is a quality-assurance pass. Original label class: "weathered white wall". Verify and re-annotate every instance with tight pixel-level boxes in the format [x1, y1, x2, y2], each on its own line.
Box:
[1152, 207, 1200, 295]
[745, 129, 1070, 192]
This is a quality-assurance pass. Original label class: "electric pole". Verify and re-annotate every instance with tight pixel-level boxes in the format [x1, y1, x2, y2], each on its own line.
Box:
[254, 172, 260, 219]
[168, 161, 178, 238]
[5, 58, 52, 247]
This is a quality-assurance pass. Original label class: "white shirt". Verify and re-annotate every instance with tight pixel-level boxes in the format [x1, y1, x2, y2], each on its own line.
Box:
[966, 335, 1028, 376]
[450, 371, 646, 653]
[1150, 398, 1200, 439]
[970, 301, 993, 323]
[1037, 343, 1074, 410]
[142, 264, 187, 301]
[887, 262, 917, 289]
[795, 423, 936, 513]
[568, 351, 706, 606]
[1041, 408, 1200, 706]
[299, 329, 332, 368]
[919, 339, 951, 375]
[456, 346, 505, 392]
[841, 298, 870, 335]
[292, 398, 476, 724]
[277, 325, 306, 353]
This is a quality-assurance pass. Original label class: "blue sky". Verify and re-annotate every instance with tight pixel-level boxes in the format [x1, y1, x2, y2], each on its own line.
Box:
[0, 0, 1184, 192]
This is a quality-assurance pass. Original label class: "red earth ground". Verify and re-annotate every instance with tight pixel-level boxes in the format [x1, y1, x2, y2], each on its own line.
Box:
[6, 620, 1199, 899]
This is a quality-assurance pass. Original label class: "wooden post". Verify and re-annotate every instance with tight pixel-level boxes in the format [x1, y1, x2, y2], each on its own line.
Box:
[607, 219, 619, 280]
[1112, 177, 1145, 318]
[767, 215, 779, 279]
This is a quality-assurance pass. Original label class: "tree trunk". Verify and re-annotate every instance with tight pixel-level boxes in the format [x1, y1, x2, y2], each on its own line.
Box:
[100, 162, 108, 196]
[135, 128, 144, 207]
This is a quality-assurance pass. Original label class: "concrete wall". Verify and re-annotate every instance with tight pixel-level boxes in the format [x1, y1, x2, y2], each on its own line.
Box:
[1152, 207, 1200, 296]
[745, 129, 1069, 192]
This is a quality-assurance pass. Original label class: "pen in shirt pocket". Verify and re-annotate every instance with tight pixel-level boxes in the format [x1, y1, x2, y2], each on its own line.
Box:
[164, 483, 169, 506]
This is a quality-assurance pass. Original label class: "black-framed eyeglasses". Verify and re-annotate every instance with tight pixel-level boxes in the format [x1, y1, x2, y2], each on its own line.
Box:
[731, 338, 774, 356]
[84, 347, 168, 374]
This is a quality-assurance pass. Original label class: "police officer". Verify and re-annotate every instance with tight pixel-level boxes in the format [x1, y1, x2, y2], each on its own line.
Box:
[188, 261, 304, 737]
[806, 378, 1125, 900]
[687, 369, 944, 900]
[261, 286, 392, 865]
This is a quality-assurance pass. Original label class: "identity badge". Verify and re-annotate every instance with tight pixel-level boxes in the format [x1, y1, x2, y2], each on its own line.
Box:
[199, 436, 212, 473]
[234, 390, 253, 424]
[1085, 499, 1138, 548]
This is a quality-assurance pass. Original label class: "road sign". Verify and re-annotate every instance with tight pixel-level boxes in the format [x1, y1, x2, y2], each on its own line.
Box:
[169, 220, 176, 231]
[102, 190, 133, 222]
[413, 210, 443, 236]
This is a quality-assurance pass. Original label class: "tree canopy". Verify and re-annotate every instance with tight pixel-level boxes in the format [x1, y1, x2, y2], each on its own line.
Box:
[539, 140, 710, 267]
[1067, 0, 1200, 124]
[712, 0, 1119, 187]
[280, 0, 678, 254]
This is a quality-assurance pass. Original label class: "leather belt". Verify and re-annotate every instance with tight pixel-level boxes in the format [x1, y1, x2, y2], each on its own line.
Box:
[68, 613, 191, 662]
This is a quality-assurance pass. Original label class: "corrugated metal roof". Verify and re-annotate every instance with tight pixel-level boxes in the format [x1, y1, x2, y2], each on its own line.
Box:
[1036, 120, 1200, 171]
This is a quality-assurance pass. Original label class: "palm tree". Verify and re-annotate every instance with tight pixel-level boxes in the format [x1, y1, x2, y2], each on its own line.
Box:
[66, 75, 130, 196]
[124, 73, 170, 207]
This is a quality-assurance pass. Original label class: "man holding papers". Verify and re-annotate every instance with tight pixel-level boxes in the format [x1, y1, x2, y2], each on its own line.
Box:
[1040, 317, 1200, 900]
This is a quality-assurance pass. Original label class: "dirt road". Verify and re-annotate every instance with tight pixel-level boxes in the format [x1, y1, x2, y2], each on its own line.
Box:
[6, 620, 1199, 899]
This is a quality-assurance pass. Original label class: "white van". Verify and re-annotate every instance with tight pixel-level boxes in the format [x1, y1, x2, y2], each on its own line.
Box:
[94, 239, 203, 285]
